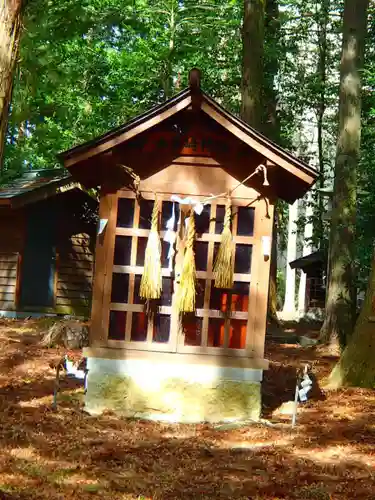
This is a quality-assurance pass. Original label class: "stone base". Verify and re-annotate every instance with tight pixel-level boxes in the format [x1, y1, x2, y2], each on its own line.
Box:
[85, 357, 262, 423]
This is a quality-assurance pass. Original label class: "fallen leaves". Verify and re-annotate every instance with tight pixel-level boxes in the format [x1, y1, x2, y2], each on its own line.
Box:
[0, 319, 373, 499]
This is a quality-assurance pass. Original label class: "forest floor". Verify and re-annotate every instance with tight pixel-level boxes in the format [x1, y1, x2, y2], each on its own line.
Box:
[0, 318, 374, 500]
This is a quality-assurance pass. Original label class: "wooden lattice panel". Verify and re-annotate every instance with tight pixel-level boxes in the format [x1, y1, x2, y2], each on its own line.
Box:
[99, 188, 269, 357]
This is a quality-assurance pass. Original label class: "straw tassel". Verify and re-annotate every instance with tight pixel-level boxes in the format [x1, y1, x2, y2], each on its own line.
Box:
[213, 198, 234, 289]
[140, 197, 162, 300]
[175, 209, 196, 313]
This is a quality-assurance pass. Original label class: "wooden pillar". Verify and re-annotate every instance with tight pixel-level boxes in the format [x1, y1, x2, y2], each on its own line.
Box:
[90, 188, 117, 346]
[248, 198, 274, 358]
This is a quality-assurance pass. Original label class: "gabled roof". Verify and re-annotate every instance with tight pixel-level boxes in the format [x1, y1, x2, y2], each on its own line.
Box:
[60, 81, 318, 203]
[61, 89, 192, 167]
[0, 169, 84, 208]
[289, 250, 326, 271]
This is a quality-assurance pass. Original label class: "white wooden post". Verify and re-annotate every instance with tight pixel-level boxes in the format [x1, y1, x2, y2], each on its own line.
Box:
[282, 201, 298, 319]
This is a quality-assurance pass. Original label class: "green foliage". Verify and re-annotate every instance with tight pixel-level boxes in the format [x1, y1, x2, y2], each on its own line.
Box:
[3, 0, 375, 295]
[4, 0, 242, 176]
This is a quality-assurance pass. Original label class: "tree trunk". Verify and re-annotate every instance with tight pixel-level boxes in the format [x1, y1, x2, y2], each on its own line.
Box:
[263, 0, 280, 323]
[329, 246, 375, 388]
[315, 0, 329, 245]
[319, 0, 369, 348]
[282, 201, 298, 320]
[0, 0, 24, 173]
[240, 0, 265, 131]
[263, 0, 280, 140]
[162, 4, 175, 101]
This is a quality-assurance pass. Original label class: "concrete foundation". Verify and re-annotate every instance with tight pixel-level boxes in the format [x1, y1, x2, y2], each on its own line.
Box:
[85, 357, 263, 423]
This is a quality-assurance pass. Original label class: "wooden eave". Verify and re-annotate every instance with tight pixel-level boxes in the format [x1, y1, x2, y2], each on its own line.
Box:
[9, 179, 83, 208]
[60, 87, 318, 202]
[60, 89, 192, 168]
[0, 177, 93, 209]
[289, 250, 326, 271]
[200, 92, 317, 186]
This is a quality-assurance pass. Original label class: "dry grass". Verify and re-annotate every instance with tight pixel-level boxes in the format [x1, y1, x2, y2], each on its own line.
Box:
[0, 318, 374, 499]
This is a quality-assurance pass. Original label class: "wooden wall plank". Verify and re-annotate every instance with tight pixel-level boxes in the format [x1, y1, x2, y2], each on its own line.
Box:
[0, 250, 19, 309]
[0, 254, 18, 263]
[0, 285, 16, 293]
[56, 297, 91, 306]
[0, 293, 15, 301]
[0, 270, 17, 278]
[56, 290, 91, 299]
[0, 301, 14, 309]
[54, 189, 97, 315]
[58, 268, 93, 277]
[0, 277, 16, 286]
[59, 253, 94, 262]
[139, 163, 260, 200]
[58, 261, 93, 271]
[63, 246, 93, 255]
[57, 282, 92, 292]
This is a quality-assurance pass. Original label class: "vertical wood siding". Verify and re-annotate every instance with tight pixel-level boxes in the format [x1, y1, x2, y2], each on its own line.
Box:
[55, 190, 97, 315]
[56, 233, 94, 312]
[0, 208, 24, 310]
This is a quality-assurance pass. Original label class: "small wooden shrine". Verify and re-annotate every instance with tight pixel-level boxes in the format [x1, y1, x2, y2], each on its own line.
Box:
[0, 169, 97, 317]
[290, 250, 327, 312]
[61, 70, 317, 422]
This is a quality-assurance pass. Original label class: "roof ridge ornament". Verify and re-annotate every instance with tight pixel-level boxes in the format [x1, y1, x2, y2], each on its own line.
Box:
[188, 68, 201, 90]
[189, 68, 202, 112]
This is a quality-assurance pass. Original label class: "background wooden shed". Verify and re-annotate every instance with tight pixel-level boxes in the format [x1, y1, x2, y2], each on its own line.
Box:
[62, 72, 318, 422]
[289, 250, 327, 313]
[0, 169, 98, 317]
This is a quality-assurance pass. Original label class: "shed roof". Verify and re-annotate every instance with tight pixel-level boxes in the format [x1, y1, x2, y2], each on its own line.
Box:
[289, 250, 326, 271]
[60, 79, 318, 203]
[0, 169, 84, 208]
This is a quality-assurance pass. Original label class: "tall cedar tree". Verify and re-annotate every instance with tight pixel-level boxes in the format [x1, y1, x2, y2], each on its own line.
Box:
[0, 0, 25, 172]
[241, 0, 281, 322]
[315, 0, 330, 244]
[241, 0, 265, 130]
[320, 0, 369, 348]
[329, 246, 375, 387]
[264, 0, 280, 321]
[241, 0, 280, 320]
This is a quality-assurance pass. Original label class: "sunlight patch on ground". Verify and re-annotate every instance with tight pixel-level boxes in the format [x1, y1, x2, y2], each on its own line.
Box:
[162, 431, 199, 439]
[329, 405, 361, 420]
[8, 448, 74, 471]
[53, 473, 103, 488]
[2, 449, 91, 489]
[0, 471, 36, 489]
[10, 447, 37, 460]
[13, 361, 54, 377]
[293, 445, 375, 468]
[0, 326, 37, 336]
[18, 395, 54, 408]
[217, 437, 291, 450]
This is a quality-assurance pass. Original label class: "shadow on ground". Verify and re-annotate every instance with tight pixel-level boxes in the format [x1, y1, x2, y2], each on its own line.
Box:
[0, 319, 373, 499]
